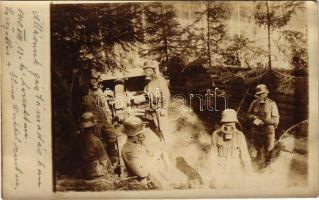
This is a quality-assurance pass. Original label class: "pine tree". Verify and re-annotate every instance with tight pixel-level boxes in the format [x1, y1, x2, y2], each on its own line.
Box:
[183, 2, 230, 67]
[142, 3, 183, 73]
[51, 3, 144, 74]
[252, 1, 304, 71]
[277, 30, 308, 74]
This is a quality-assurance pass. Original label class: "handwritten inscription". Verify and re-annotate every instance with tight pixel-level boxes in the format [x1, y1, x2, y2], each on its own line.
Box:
[16, 9, 25, 42]
[33, 11, 43, 66]
[4, 7, 14, 56]
[19, 64, 32, 140]
[32, 10, 46, 187]
[3, 6, 47, 190]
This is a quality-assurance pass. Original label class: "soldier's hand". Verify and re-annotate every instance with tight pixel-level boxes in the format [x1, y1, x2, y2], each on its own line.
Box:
[253, 118, 263, 126]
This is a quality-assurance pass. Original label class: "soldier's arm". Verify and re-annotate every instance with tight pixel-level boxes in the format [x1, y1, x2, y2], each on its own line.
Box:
[263, 101, 279, 127]
[96, 138, 109, 162]
[159, 77, 171, 109]
[239, 133, 253, 173]
[122, 150, 153, 178]
[247, 101, 258, 121]
[210, 132, 218, 163]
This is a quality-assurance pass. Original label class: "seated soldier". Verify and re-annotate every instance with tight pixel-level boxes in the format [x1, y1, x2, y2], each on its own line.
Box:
[121, 116, 187, 189]
[72, 112, 110, 179]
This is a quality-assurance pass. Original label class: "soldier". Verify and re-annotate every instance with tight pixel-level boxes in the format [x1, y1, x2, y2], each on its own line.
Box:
[121, 116, 187, 189]
[142, 60, 171, 141]
[81, 69, 120, 168]
[210, 109, 252, 188]
[72, 112, 109, 179]
[248, 84, 279, 167]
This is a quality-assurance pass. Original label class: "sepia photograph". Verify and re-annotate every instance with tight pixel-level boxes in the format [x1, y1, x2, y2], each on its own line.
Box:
[50, 1, 309, 193]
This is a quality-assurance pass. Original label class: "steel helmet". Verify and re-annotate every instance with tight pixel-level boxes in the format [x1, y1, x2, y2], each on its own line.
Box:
[79, 112, 97, 128]
[142, 60, 158, 70]
[255, 84, 269, 95]
[220, 109, 238, 123]
[122, 116, 144, 137]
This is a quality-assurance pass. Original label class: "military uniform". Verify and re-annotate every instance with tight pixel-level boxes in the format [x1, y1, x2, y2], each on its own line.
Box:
[81, 88, 120, 164]
[211, 129, 252, 188]
[248, 97, 279, 164]
[210, 109, 252, 188]
[121, 116, 187, 189]
[122, 137, 155, 178]
[144, 71, 171, 141]
[72, 132, 109, 179]
[72, 112, 109, 179]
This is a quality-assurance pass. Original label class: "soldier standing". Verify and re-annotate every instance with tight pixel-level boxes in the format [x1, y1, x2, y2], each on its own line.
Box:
[142, 60, 171, 141]
[72, 112, 109, 179]
[247, 84, 279, 168]
[210, 109, 252, 188]
[81, 69, 120, 168]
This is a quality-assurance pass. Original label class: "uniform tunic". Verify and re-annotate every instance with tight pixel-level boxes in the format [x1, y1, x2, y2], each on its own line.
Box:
[122, 140, 154, 178]
[247, 98, 279, 133]
[210, 129, 252, 188]
[122, 133, 187, 189]
[144, 75, 171, 139]
[81, 88, 120, 163]
[72, 132, 109, 178]
[247, 98, 279, 154]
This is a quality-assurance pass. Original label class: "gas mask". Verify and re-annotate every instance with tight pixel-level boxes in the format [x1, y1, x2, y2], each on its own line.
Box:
[144, 68, 155, 81]
[221, 124, 236, 140]
[129, 134, 146, 145]
[255, 93, 268, 102]
[137, 134, 146, 145]
[89, 77, 100, 90]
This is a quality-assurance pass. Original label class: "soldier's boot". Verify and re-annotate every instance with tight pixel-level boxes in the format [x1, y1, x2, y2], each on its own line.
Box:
[265, 150, 273, 167]
[255, 149, 265, 170]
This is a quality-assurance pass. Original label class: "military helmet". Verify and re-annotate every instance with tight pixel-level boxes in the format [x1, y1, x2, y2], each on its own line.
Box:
[220, 109, 238, 123]
[79, 112, 97, 128]
[255, 84, 269, 95]
[122, 116, 144, 137]
[142, 60, 158, 70]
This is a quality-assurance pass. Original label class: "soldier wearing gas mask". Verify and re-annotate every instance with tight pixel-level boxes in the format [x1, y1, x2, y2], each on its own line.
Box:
[248, 84, 279, 168]
[142, 60, 171, 142]
[210, 109, 252, 188]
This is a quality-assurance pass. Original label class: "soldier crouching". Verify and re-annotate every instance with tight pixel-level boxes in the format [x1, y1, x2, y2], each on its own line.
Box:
[121, 116, 188, 189]
[71, 112, 110, 179]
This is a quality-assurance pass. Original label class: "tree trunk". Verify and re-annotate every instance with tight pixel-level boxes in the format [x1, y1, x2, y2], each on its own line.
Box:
[266, 1, 272, 71]
[206, 2, 212, 68]
[161, 6, 169, 70]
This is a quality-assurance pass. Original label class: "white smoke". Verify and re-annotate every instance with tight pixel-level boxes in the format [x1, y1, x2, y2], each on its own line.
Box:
[152, 104, 308, 190]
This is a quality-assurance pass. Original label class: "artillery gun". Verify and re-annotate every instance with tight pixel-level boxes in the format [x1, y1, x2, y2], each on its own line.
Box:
[98, 67, 164, 178]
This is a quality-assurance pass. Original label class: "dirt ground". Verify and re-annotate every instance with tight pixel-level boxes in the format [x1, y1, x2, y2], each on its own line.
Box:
[55, 106, 308, 191]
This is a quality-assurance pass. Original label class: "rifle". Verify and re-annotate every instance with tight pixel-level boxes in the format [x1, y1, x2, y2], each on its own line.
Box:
[152, 110, 165, 142]
[116, 136, 126, 178]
